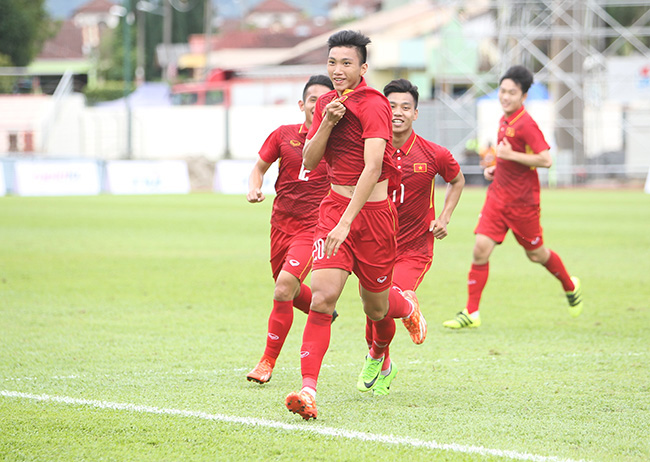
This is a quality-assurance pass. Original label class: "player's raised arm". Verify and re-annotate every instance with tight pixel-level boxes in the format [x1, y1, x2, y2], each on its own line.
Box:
[303, 99, 346, 170]
[496, 138, 552, 168]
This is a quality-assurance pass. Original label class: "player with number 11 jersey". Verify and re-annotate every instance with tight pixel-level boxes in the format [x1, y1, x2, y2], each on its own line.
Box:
[364, 79, 465, 396]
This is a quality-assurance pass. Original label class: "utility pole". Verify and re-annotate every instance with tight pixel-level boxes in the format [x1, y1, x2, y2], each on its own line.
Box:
[123, 0, 134, 159]
[162, 0, 172, 81]
[203, 0, 212, 80]
[136, 5, 145, 86]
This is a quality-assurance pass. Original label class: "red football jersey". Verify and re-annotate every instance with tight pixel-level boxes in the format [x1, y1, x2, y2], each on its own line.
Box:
[259, 123, 330, 233]
[490, 105, 550, 206]
[307, 78, 400, 188]
[389, 131, 461, 254]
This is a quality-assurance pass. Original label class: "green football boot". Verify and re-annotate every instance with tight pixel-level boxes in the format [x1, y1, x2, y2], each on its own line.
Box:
[373, 362, 398, 396]
[442, 309, 481, 329]
[356, 355, 384, 392]
[566, 276, 583, 317]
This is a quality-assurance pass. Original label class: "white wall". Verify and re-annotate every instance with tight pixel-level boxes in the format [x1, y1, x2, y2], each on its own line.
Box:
[2, 93, 648, 173]
[47, 102, 299, 161]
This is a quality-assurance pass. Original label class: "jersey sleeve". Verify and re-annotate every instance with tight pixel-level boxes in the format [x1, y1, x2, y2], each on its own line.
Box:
[306, 96, 326, 141]
[258, 127, 282, 163]
[522, 119, 551, 154]
[358, 92, 392, 140]
[435, 147, 462, 183]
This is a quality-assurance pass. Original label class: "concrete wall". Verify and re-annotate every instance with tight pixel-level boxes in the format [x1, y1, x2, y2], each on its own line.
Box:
[1, 93, 302, 161]
[2, 93, 648, 181]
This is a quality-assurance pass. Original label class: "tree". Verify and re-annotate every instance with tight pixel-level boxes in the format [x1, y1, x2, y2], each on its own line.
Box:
[98, 0, 205, 83]
[0, 0, 51, 66]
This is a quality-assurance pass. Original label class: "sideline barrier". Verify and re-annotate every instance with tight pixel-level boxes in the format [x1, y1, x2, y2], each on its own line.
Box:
[105, 160, 190, 195]
[214, 159, 278, 194]
[646, 167, 650, 194]
[13, 160, 101, 196]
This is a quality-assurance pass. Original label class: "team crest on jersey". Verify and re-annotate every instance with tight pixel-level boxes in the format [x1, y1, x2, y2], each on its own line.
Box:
[414, 163, 427, 172]
[290, 140, 302, 147]
[506, 127, 515, 137]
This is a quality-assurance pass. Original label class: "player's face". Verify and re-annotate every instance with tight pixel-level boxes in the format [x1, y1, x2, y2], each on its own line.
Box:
[300, 84, 333, 127]
[327, 46, 368, 94]
[387, 92, 418, 137]
[498, 78, 527, 117]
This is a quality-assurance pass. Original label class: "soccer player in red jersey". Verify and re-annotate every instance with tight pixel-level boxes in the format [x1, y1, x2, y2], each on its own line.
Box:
[245, 75, 334, 384]
[284, 31, 427, 420]
[363, 79, 465, 395]
[443, 65, 583, 329]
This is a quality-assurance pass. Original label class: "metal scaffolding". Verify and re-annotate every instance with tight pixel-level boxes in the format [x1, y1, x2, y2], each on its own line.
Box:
[423, 0, 650, 184]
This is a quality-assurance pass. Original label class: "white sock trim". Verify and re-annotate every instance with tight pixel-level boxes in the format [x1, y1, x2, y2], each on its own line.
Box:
[301, 387, 316, 398]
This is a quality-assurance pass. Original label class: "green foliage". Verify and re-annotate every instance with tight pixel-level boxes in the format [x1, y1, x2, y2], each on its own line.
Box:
[605, 5, 650, 53]
[100, 1, 206, 83]
[0, 190, 649, 461]
[0, 54, 16, 93]
[0, 0, 51, 66]
[83, 81, 134, 105]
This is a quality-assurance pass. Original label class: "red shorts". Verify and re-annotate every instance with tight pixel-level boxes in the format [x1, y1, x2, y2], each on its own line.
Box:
[392, 251, 433, 292]
[270, 226, 314, 282]
[475, 194, 544, 250]
[312, 190, 398, 292]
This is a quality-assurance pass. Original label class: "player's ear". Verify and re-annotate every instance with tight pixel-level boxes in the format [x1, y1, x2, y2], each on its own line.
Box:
[298, 100, 305, 112]
[413, 108, 419, 121]
[360, 62, 368, 76]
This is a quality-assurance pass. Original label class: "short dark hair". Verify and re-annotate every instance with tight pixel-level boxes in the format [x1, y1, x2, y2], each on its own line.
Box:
[302, 74, 333, 100]
[383, 78, 419, 108]
[327, 30, 371, 64]
[500, 65, 534, 94]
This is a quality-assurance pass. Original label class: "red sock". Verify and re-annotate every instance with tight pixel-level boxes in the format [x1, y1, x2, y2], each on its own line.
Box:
[263, 300, 293, 360]
[300, 310, 332, 391]
[544, 250, 574, 291]
[386, 287, 412, 319]
[467, 263, 489, 314]
[365, 316, 373, 349]
[366, 316, 391, 371]
[370, 316, 395, 362]
[293, 283, 311, 314]
[382, 353, 391, 373]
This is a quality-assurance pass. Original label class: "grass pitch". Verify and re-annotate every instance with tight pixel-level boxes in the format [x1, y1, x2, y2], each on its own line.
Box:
[1, 188, 649, 461]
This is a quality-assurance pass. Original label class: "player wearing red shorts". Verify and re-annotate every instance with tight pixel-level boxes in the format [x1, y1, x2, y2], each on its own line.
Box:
[363, 79, 465, 395]
[284, 31, 427, 421]
[443, 65, 583, 329]
[245, 75, 333, 384]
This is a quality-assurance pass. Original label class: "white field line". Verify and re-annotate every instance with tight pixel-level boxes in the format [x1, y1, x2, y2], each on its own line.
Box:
[1, 390, 588, 462]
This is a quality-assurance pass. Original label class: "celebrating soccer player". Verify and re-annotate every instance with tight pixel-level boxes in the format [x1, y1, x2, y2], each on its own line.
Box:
[245, 75, 334, 384]
[443, 65, 583, 329]
[284, 31, 426, 421]
[362, 79, 465, 395]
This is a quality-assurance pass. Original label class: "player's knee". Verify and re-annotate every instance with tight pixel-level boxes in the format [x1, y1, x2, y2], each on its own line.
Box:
[309, 290, 336, 314]
[362, 302, 387, 322]
[473, 246, 490, 264]
[273, 273, 300, 301]
[273, 283, 295, 301]
[526, 249, 546, 263]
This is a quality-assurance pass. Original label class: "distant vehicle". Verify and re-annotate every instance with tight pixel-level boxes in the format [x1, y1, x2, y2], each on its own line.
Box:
[170, 67, 323, 106]
[170, 69, 231, 106]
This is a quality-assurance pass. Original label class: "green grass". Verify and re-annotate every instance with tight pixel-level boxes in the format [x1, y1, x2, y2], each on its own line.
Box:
[1, 189, 649, 461]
